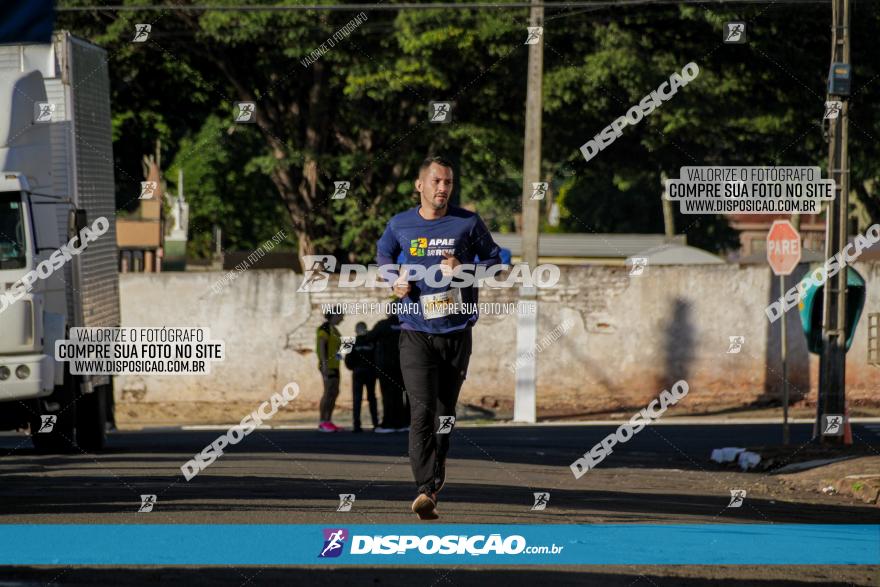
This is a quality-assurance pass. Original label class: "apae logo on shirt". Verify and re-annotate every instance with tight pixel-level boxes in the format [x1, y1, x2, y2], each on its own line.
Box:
[409, 237, 428, 256]
[409, 237, 455, 257]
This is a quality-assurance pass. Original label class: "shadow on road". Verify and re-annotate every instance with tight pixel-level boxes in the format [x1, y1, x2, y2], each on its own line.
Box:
[0, 423, 849, 472]
[0, 567, 873, 586]
[1, 425, 878, 524]
[0, 466, 876, 523]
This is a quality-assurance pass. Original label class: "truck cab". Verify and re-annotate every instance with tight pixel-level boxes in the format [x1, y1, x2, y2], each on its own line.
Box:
[0, 174, 59, 403]
[0, 33, 120, 452]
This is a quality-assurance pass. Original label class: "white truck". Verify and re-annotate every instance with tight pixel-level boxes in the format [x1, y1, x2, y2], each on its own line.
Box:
[0, 32, 119, 451]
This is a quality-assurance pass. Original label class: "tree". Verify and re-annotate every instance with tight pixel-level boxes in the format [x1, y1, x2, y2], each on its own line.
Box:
[57, 0, 880, 260]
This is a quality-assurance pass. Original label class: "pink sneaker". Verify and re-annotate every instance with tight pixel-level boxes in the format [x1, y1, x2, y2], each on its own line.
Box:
[328, 422, 343, 432]
[318, 422, 336, 433]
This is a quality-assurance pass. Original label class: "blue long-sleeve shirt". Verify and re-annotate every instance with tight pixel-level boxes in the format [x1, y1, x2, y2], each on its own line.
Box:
[376, 206, 502, 334]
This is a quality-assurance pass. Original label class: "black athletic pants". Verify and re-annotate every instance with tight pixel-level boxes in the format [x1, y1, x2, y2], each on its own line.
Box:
[378, 369, 407, 429]
[399, 326, 472, 495]
[351, 370, 378, 429]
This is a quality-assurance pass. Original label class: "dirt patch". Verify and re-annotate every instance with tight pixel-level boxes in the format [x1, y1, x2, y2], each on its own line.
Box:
[746, 445, 877, 472]
[115, 401, 321, 428]
[542, 405, 880, 421]
[776, 455, 880, 506]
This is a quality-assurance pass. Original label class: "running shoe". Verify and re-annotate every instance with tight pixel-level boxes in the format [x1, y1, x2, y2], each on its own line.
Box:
[318, 422, 337, 433]
[411, 491, 439, 520]
[374, 426, 396, 433]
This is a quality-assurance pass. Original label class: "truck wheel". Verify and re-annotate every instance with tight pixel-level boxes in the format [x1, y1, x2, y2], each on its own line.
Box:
[76, 384, 109, 452]
[30, 368, 78, 453]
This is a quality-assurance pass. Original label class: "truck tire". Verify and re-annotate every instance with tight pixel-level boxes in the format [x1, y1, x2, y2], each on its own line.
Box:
[30, 367, 78, 453]
[76, 383, 110, 452]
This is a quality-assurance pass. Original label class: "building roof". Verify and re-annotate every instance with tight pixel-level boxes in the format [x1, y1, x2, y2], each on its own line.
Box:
[735, 237, 880, 265]
[735, 249, 826, 265]
[728, 213, 825, 230]
[635, 243, 726, 265]
[491, 232, 686, 259]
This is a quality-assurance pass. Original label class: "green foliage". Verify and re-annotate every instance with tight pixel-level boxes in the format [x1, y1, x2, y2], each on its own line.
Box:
[167, 116, 294, 257]
[56, 0, 880, 259]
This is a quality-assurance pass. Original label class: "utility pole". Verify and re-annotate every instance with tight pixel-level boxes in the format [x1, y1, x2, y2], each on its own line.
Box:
[520, 0, 542, 274]
[660, 171, 675, 241]
[514, 0, 543, 423]
[817, 0, 850, 444]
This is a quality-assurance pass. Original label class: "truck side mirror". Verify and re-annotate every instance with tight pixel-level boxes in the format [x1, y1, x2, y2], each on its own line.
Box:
[68, 209, 87, 240]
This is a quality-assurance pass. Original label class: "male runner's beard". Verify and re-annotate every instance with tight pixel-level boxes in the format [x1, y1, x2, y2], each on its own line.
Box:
[429, 192, 448, 210]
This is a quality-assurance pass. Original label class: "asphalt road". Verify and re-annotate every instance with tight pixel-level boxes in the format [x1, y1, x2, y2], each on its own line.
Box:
[0, 422, 877, 585]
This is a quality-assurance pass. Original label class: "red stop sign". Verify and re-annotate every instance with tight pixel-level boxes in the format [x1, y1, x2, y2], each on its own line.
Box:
[766, 220, 802, 275]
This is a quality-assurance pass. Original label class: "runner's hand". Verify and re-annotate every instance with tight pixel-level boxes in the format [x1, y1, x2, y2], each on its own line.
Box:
[440, 252, 461, 277]
[393, 274, 411, 299]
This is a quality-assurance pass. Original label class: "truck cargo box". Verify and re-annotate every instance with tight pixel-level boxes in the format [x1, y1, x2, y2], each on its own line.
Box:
[0, 31, 119, 328]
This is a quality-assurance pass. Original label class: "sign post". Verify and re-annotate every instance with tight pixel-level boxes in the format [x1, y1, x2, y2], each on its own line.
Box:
[767, 220, 802, 445]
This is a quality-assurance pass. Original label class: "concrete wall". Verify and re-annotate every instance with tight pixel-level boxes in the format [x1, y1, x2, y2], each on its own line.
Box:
[116, 263, 880, 419]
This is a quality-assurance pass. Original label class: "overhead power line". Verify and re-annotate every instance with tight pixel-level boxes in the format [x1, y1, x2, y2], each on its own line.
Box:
[57, 0, 850, 13]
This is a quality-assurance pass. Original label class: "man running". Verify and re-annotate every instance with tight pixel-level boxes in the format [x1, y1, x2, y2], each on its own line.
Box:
[376, 155, 502, 520]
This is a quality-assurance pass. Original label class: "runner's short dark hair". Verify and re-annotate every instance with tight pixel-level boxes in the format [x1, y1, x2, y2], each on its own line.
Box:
[419, 155, 454, 175]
